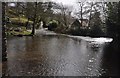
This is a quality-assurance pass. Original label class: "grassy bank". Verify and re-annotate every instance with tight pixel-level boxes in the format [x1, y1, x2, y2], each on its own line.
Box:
[7, 30, 31, 36]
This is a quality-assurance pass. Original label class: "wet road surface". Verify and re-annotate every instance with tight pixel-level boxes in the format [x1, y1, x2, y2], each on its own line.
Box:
[3, 30, 120, 76]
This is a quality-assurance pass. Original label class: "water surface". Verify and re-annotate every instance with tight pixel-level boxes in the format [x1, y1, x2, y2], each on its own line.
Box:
[3, 31, 119, 76]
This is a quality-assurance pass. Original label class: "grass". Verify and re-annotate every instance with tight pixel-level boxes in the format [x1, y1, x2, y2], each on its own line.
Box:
[6, 30, 31, 36]
[6, 10, 34, 36]
[13, 31, 31, 35]
[6, 16, 33, 36]
[10, 17, 33, 24]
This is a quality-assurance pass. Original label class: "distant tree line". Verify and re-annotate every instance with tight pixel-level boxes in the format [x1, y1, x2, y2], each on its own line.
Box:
[106, 2, 120, 42]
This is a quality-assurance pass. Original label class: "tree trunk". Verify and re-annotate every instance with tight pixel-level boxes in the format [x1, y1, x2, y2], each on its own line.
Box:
[80, 5, 83, 30]
[16, 3, 20, 22]
[63, 13, 67, 27]
[26, 17, 30, 29]
[88, 2, 93, 29]
[2, 2, 7, 62]
[31, 2, 37, 35]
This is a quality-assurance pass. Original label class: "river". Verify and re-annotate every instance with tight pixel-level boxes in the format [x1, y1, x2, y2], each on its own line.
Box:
[3, 29, 120, 76]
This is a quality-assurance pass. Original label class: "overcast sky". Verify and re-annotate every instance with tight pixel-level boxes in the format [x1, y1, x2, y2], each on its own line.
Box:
[51, 0, 77, 5]
[51, 0, 79, 17]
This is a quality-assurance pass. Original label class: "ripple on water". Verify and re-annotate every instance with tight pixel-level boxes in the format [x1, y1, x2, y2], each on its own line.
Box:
[6, 33, 114, 76]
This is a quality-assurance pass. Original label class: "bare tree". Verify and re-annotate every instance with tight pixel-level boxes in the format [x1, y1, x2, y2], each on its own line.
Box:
[54, 3, 73, 27]
[77, 0, 87, 28]
[31, 2, 38, 35]
[87, 2, 94, 28]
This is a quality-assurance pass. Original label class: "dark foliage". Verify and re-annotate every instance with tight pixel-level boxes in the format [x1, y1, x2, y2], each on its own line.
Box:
[106, 2, 120, 42]
[48, 21, 58, 31]
[90, 25, 104, 37]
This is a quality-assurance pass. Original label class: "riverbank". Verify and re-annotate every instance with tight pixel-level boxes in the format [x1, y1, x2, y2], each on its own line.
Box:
[6, 30, 32, 37]
[6, 29, 113, 44]
[33, 29, 113, 44]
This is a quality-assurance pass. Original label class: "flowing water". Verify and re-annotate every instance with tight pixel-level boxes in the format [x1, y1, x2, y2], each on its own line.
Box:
[3, 30, 120, 76]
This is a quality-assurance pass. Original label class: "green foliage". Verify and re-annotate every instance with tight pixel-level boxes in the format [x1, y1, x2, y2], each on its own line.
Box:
[48, 20, 58, 25]
[48, 20, 58, 31]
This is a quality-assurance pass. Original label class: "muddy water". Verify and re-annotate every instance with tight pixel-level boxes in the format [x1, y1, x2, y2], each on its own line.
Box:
[3, 34, 119, 76]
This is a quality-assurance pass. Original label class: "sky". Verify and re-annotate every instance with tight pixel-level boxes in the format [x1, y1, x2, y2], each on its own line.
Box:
[51, 0, 77, 5]
[51, 0, 79, 17]
[8, 3, 15, 6]
[8, 0, 78, 8]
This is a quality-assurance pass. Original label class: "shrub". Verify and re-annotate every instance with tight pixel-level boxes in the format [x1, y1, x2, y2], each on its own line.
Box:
[90, 25, 104, 37]
[48, 20, 58, 31]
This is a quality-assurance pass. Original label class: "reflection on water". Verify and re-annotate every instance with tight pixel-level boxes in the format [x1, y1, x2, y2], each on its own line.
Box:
[68, 36, 113, 44]
[101, 42, 120, 76]
[3, 35, 119, 76]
